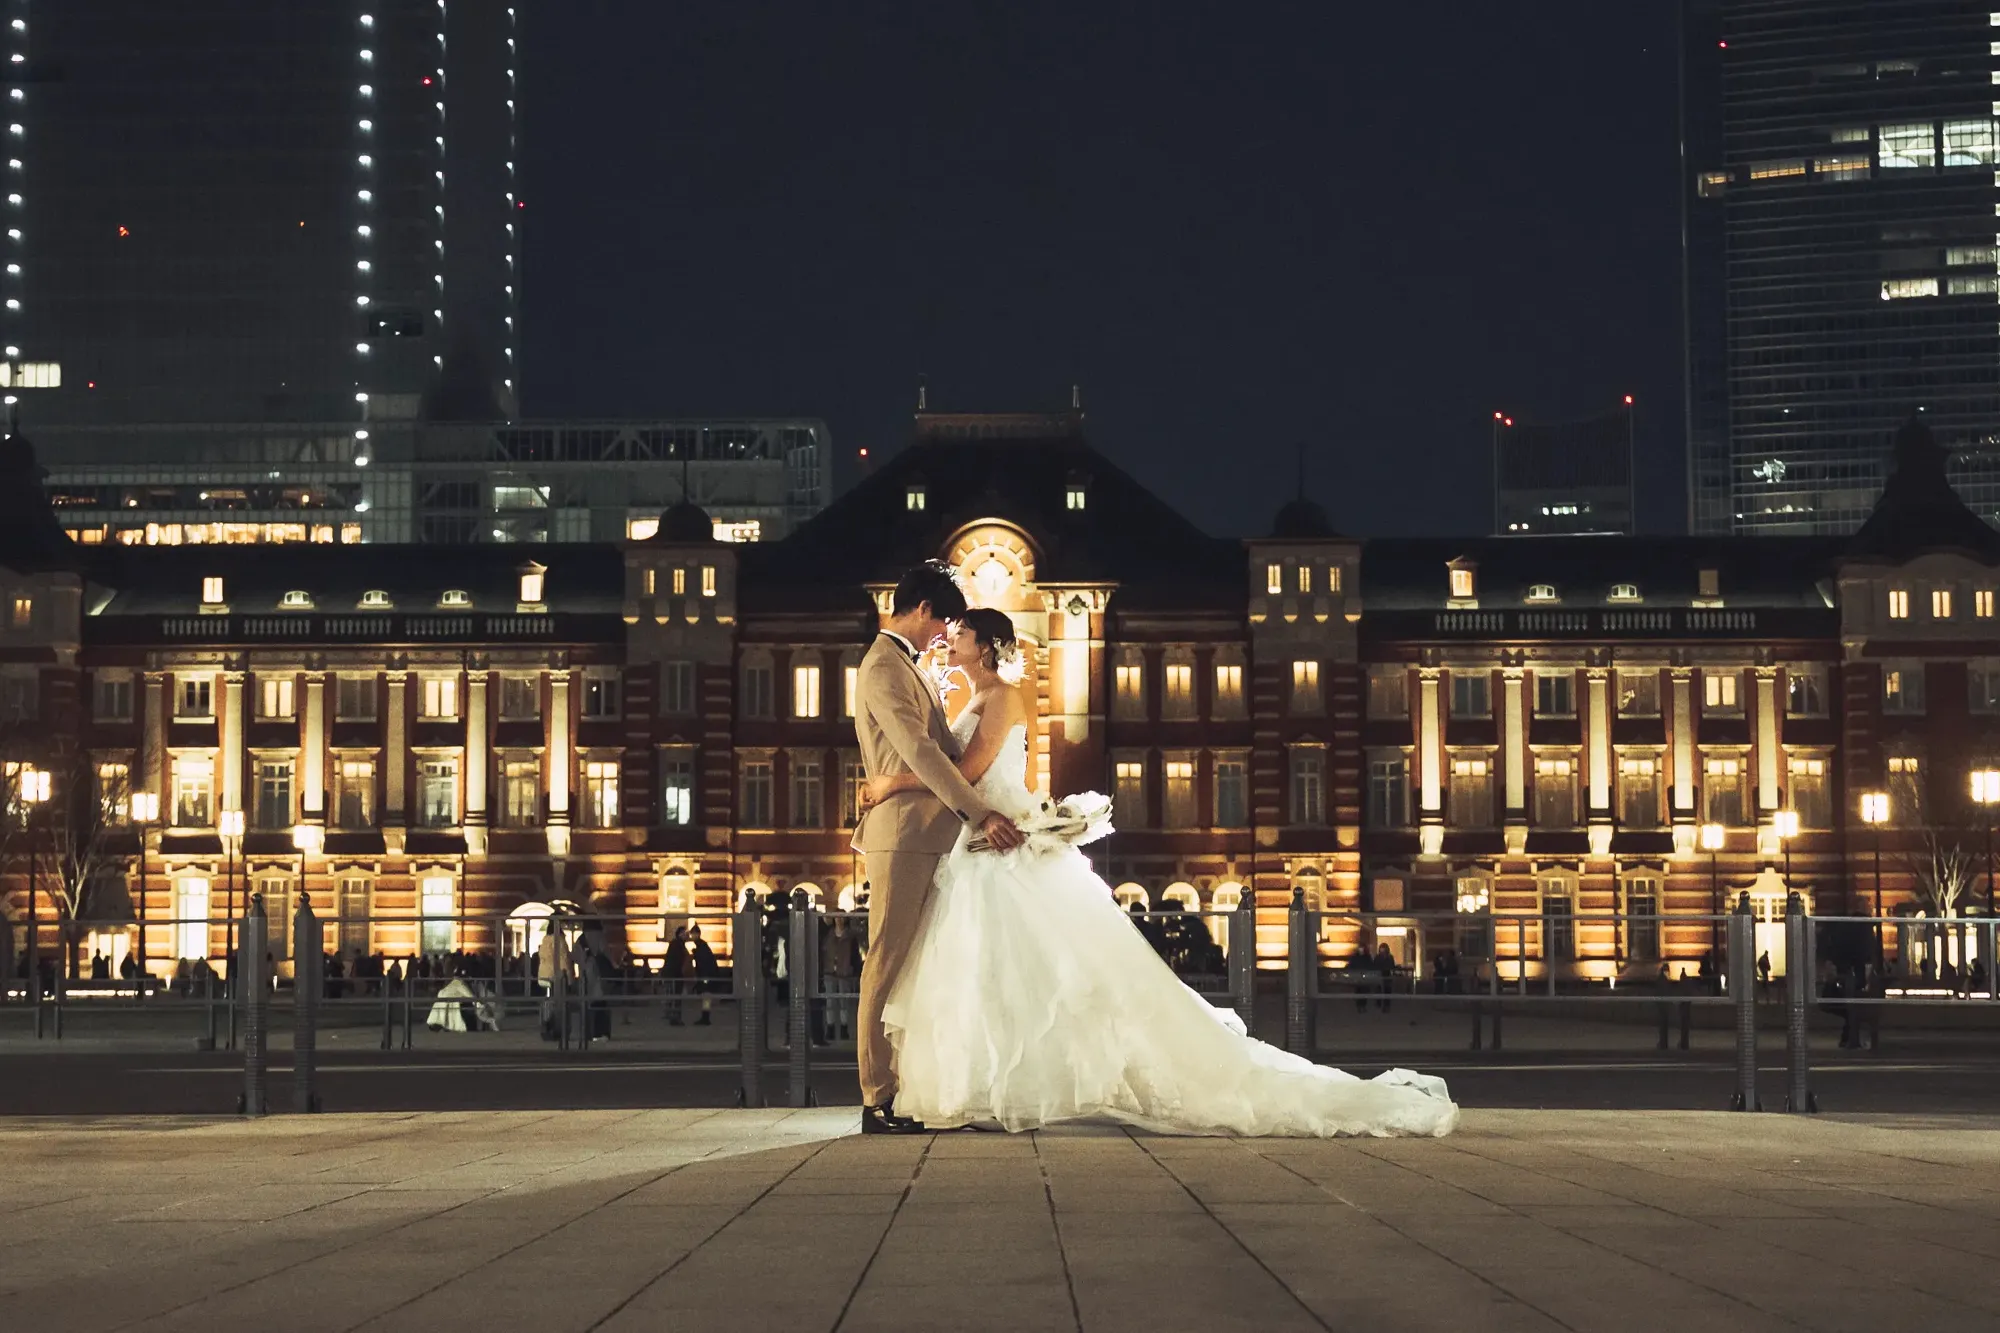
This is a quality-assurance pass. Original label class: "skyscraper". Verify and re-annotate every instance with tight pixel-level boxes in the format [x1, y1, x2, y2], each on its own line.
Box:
[13, 0, 520, 435]
[1683, 0, 2000, 534]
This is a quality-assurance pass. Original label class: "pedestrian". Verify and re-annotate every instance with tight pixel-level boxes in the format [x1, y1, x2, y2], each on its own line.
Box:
[1348, 944, 1373, 1013]
[663, 926, 691, 1026]
[689, 924, 720, 1025]
[822, 916, 862, 1042]
[1757, 950, 1772, 1000]
[535, 919, 571, 1042]
[1374, 942, 1396, 1013]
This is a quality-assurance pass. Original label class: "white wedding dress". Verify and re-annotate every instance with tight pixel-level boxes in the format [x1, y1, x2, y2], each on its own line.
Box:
[881, 715, 1459, 1137]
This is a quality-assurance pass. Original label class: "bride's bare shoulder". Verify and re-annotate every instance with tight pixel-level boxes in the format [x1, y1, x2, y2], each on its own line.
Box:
[988, 681, 1029, 726]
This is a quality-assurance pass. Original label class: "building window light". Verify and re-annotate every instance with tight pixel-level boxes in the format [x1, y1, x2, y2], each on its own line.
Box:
[1882, 278, 1940, 300]
[1449, 566, 1475, 599]
[439, 590, 471, 608]
[1980, 589, 1996, 619]
[280, 590, 313, 609]
[1609, 583, 1641, 602]
[1265, 563, 1283, 595]
[359, 590, 391, 609]
[1066, 484, 1087, 510]
[1815, 155, 1870, 181]
[701, 566, 717, 598]
[1526, 584, 1558, 602]
[905, 485, 926, 512]
[201, 577, 225, 606]
[1932, 587, 1953, 619]
[1879, 122, 1937, 170]
[1889, 587, 1910, 619]
[518, 563, 546, 605]
[1748, 160, 1806, 180]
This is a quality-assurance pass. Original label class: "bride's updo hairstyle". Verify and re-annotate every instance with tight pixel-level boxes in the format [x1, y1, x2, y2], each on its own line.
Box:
[963, 607, 1026, 685]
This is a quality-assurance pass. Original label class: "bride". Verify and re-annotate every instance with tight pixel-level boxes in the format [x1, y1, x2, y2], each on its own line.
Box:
[862, 608, 1457, 1138]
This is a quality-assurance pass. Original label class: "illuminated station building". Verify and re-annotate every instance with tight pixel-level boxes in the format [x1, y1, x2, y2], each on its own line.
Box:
[0, 409, 1993, 981]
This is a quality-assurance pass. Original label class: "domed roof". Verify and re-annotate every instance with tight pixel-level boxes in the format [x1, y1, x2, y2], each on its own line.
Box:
[652, 500, 715, 545]
[1270, 496, 1337, 540]
[0, 423, 81, 571]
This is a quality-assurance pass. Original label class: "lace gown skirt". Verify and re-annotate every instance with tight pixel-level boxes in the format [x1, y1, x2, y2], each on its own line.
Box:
[881, 835, 1459, 1139]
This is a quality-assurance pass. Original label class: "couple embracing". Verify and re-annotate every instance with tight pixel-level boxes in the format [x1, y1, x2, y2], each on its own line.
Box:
[850, 560, 1457, 1138]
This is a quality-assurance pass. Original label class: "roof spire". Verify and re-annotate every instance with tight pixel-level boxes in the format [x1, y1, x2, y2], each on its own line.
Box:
[917, 377, 928, 412]
[1071, 383, 1081, 410]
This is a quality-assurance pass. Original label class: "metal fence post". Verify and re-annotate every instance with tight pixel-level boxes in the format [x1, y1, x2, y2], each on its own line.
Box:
[239, 896, 269, 1117]
[735, 896, 764, 1108]
[1228, 893, 1256, 1037]
[1729, 891, 1759, 1111]
[1285, 888, 1310, 1056]
[788, 889, 815, 1107]
[293, 897, 322, 1114]
[1785, 891, 1817, 1113]
[50, 964, 63, 1040]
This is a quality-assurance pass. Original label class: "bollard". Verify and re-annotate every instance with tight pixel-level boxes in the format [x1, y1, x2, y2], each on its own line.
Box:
[1784, 891, 1817, 1113]
[1729, 891, 1759, 1111]
[401, 965, 415, 1051]
[293, 897, 322, 1114]
[1285, 889, 1311, 1056]
[788, 889, 815, 1108]
[379, 965, 393, 1050]
[1489, 960, 1504, 1052]
[553, 916, 572, 1052]
[200, 966, 218, 1051]
[1679, 1000, 1692, 1052]
[1228, 893, 1256, 1037]
[1655, 996, 1669, 1051]
[239, 896, 269, 1117]
[51, 966, 63, 1040]
[735, 897, 764, 1108]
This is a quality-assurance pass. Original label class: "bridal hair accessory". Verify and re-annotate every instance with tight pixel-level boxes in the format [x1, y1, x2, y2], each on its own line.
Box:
[967, 791, 1115, 854]
[962, 607, 1027, 685]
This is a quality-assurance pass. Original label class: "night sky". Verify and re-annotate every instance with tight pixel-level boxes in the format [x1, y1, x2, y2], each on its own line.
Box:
[521, 2, 1684, 539]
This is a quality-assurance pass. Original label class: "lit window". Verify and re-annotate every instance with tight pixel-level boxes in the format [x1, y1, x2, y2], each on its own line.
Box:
[439, 589, 471, 608]
[1533, 756, 1577, 828]
[1265, 563, 1283, 595]
[1888, 587, 1910, 619]
[1698, 568, 1720, 598]
[701, 566, 716, 597]
[7, 594, 27, 628]
[173, 755, 215, 827]
[673, 567, 687, 596]
[582, 760, 620, 830]
[1114, 759, 1147, 830]
[1814, 155, 1870, 181]
[258, 676, 295, 720]
[419, 876, 456, 953]
[518, 564, 545, 604]
[905, 486, 927, 512]
[1879, 122, 1936, 170]
[1163, 663, 1194, 718]
[1066, 485, 1087, 510]
[1214, 662, 1243, 713]
[1979, 589, 1995, 619]
[1526, 584, 1557, 602]
[1882, 278, 1940, 300]
[1948, 275, 1999, 296]
[1609, 583, 1640, 602]
[359, 590, 391, 609]
[1932, 587, 1954, 619]
[843, 664, 859, 718]
[279, 590, 312, 609]
[1447, 755, 1492, 827]
[1703, 755, 1745, 826]
[1327, 565, 1343, 593]
[1883, 662, 1926, 714]
[1291, 659, 1321, 712]
[1163, 759, 1196, 829]
[1449, 566, 1475, 599]
[1297, 565, 1312, 594]
[1748, 160, 1806, 180]
[793, 664, 822, 719]
[1947, 245, 1999, 266]
[1115, 662, 1145, 718]
[418, 761, 459, 829]
[643, 569, 656, 597]
[1697, 170, 1729, 198]
[1945, 119, 1999, 166]
[201, 576, 225, 605]
[626, 517, 658, 540]
[1704, 671, 1740, 711]
[420, 674, 460, 719]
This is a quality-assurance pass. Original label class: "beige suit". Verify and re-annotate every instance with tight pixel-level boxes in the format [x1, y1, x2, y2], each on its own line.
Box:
[851, 631, 994, 1107]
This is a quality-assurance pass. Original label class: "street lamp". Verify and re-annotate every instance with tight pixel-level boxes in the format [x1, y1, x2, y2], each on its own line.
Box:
[1773, 810, 1800, 891]
[130, 791, 160, 986]
[1860, 791, 1890, 966]
[20, 765, 48, 1003]
[1699, 822, 1726, 957]
[218, 809, 245, 979]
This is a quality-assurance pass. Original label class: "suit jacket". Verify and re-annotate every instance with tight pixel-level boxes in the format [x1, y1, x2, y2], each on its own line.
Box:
[851, 632, 995, 854]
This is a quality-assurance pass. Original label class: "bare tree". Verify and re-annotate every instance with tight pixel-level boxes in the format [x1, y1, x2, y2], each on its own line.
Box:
[1905, 826, 1979, 918]
[40, 746, 128, 977]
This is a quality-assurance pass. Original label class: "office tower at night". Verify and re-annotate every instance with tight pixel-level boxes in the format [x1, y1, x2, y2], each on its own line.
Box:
[1683, 1, 2000, 534]
[1492, 403, 1636, 536]
[13, 1, 521, 435]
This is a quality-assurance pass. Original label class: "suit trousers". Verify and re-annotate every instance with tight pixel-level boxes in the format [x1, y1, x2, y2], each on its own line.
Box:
[857, 848, 944, 1108]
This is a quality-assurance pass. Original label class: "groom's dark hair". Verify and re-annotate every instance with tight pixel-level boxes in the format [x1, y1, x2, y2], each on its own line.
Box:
[890, 560, 968, 619]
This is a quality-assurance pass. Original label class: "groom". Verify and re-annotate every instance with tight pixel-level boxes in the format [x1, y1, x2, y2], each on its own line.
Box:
[852, 560, 1024, 1134]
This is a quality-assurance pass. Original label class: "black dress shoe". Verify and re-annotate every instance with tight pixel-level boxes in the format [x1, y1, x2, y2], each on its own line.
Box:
[861, 1103, 928, 1135]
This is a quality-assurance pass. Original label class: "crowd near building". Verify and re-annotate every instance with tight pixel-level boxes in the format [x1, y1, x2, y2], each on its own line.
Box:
[2, 406, 1996, 985]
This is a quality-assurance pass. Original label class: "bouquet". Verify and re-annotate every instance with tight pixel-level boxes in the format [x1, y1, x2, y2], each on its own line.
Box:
[967, 791, 1115, 854]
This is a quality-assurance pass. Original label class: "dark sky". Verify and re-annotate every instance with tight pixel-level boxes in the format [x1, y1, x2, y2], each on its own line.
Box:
[521, 2, 1685, 539]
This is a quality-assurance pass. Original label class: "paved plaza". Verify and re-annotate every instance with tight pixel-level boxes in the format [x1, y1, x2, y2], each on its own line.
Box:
[4, 1108, 2000, 1332]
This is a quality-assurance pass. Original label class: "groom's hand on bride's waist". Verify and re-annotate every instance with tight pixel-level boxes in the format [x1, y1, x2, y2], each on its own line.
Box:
[976, 812, 1025, 852]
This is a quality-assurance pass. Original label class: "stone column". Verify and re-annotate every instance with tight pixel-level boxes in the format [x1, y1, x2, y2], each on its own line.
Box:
[141, 673, 167, 803]
[1670, 668, 1695, 820]
[385, 671, 408, 826]
[1755, 668, 1780, 816]
[547, 669, 571, 859]
[1417, 668, 1443, 856]
[302, 673, 327, 822]
[1502, 668, 1526, 815]
[465, 670, 489, 855]
[220, 671, 245, 818]
[1586, 668, 1613, 855]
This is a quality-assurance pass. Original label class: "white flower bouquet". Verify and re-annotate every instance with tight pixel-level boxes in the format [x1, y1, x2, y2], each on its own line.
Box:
[967, 791, 1116, 854]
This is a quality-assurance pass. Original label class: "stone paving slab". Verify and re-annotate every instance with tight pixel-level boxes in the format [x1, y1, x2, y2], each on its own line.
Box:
[2, 1109, 2000, 1331]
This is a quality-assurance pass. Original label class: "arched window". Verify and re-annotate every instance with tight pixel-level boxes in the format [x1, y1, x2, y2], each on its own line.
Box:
[658, 870, 693, 916]
[837, 883, 860, 912]
[791, 882, 824, 908]
[1113, 882, 1149, 909]
[1210, 882, 1244, 912]
[1161, 882, 1198, 911]
[1293, 867, 1324, 912]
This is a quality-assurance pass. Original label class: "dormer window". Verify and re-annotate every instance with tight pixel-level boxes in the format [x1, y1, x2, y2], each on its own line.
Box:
[1931, 587, 1953, 619]
[1265, 563, 1283, 595]
[701, 565, 717, 597]
[1888, 587, 1910, 620]
[1698, 568, 1720, 599]
[1609, 583, 1640, 602]
[905, 485, 927, 512]
[1526, 584, 1558, 603]
[1066, 483, 1087, 511]
[643, 568, 657, 597]
[517, 561, 546, 606]
[673, 567, 688, 596]
[280, 590, 313, 610]
[1448, 565, 1475, 600]
[1297, 565, 1313, 594]
[201, 576, 225, 606]
[439, 589, 471, 609]
[9, 595, 29, 629]
[359, 590, 392, 609]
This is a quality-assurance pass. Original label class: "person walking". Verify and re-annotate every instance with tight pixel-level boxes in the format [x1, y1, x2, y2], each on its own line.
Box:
[822, 916, 862, 1043]
[1374, 942, 1397, 1013]
[688, 924, 720, 1025]
[663, 926, 691, 1026]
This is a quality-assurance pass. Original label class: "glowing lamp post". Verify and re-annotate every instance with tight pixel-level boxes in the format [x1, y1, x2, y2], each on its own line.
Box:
[1859, 792, 1890, 965]
[21, 765, 48, 995]
[1773, 810, 1800, 892]
[1972, 771, 2000, 921]
[219, 809, 245, 978]
[130, 791, 160, 983]
[1699, 822, 1726, 955]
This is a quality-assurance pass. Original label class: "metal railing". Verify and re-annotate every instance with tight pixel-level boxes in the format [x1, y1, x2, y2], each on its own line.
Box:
[10, 887, 2000, 1117]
